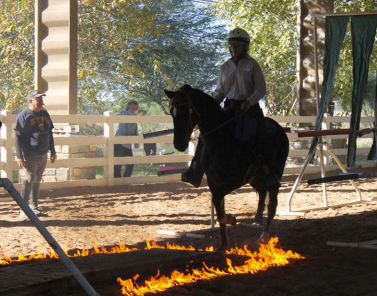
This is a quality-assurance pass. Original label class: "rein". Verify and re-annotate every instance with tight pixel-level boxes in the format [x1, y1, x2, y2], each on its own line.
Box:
[184, 93, 245, 137]
[202, 113, 241, 137]
[170, 94, 243, 140]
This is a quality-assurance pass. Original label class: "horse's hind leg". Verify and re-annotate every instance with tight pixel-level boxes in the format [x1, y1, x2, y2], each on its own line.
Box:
[255, 188, 267, 225]
[259, 188, 278, 242]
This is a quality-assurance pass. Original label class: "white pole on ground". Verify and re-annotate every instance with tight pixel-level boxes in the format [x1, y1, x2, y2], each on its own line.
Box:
[157, 230, 206, 239]
[327, 241, 377, 250]
[0, 178, 100, 296]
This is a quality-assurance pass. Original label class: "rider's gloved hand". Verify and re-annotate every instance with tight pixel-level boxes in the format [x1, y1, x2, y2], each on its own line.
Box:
[240, 100, 251, 113]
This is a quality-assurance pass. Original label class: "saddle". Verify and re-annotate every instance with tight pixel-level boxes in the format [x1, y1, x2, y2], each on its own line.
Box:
[224, 99, 257, 142]
[224, 99, 278, 172]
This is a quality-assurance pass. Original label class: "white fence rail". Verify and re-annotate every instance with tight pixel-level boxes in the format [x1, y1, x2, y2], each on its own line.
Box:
[0, 110, 375, 191]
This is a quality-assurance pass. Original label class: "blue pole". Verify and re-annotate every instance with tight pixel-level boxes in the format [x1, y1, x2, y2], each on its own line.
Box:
[0, 178, 100, 296]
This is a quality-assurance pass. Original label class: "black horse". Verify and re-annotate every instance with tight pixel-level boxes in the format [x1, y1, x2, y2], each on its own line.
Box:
[164, 84, 289, 250]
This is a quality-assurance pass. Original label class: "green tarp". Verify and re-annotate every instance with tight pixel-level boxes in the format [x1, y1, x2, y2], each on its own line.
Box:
[347, 15, 377, 167]
[309, 16, 349, 155]
[309, 14, 377, 166]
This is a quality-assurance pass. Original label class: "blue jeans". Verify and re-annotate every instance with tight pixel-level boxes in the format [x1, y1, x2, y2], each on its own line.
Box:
[114, 144, 134, 177]
[21, 154, 47, 209]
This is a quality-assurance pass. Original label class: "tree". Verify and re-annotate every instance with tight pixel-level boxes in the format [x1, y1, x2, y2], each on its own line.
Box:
[76, 0, 169, 113]
[332, 1, 377, 114]
[362, 73, 376, 118]
[0, 0, 34, 111]
[4, 0, 373, 116]
[0, 0, 183, 112]
[212, 0, 298, 116]
[105, 0, 227, 115]
[0, 0, 166, 112]
[211, 0, 377, 116]
[78, 0, 227, 115]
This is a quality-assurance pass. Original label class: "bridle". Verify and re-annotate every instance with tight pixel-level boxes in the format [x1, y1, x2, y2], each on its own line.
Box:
[169, 97, 199, 141]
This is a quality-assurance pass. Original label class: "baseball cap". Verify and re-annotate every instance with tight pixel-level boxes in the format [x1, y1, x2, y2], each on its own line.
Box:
[27, 90, 46, 100]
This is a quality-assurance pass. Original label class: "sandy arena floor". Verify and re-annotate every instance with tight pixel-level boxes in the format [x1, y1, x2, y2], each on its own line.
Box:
[0, 174, 377, 295]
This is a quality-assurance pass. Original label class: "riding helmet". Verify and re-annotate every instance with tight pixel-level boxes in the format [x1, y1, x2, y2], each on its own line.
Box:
[228, 28, 250, 43]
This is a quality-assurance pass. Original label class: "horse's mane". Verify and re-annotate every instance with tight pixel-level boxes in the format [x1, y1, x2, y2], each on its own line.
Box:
[179, 84, 225, 116]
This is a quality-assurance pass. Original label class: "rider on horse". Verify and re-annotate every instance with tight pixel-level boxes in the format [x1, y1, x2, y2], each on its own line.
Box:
[182, 28, 281, 191]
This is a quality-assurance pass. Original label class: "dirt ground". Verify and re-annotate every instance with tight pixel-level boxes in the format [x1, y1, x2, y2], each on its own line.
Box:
[1, 172, 377, 295]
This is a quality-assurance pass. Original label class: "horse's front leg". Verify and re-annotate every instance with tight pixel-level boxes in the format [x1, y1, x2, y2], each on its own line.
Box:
[212, 194, 233, 252]
[259, 188, 278, 242]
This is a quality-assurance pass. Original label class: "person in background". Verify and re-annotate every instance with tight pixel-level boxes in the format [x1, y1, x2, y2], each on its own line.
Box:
[15, 90, 57, 219]
[181, 27, 280, 190]
[114, 100, 140, 178]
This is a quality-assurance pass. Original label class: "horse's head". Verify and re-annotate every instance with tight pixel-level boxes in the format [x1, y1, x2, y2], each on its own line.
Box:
[164, 85, 197, 152]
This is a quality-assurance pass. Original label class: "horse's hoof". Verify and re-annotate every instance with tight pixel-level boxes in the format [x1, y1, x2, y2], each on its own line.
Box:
[219, 214, 237, 226]
[257, 231, 270, 243]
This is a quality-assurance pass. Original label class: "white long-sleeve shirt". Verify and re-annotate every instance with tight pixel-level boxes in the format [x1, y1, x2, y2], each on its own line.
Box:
[214, 54, 266, 106]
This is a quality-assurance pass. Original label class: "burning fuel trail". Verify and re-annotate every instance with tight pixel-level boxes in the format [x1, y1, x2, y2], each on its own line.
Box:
[117, 237, 304, 295]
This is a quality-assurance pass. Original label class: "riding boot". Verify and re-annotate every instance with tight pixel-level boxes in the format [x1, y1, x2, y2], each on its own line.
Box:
[181, 137, 204, 188]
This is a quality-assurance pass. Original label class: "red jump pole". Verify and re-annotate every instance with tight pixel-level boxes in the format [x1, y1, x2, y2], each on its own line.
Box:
[357, 127, 377, 137]
[297, 128, 354, 138]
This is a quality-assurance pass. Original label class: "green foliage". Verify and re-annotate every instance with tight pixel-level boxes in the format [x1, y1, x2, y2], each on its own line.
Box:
[0, 0, 34, 112]
[1, 0, 226, 116]
[77, 0, 170, 113]
[78, 123, 103, 136]
[2, 0, 376, 117]
[332, 0, 377, 114]
[78, 0, 226, 115]
[212, 0, 377, 116]
[335, 0, 377, 11]
[212, 0, 298, 115]
[362, 73, 377, 117]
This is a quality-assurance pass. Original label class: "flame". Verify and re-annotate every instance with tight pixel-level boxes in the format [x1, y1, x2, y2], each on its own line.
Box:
[117, 237, 304, 296]
[145, 240, 196, 251]
[0, 246, 59, 266]
[0, 238, 139, 266]
[0, 237, 304, 296]
[0, 238, 201, 266]
[0, 236, 304, 296]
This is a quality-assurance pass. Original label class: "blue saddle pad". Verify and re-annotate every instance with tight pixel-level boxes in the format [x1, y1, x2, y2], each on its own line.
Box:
[233, 111, 257, 142]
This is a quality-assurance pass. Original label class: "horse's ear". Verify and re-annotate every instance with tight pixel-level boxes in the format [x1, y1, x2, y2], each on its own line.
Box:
[180, 84, 192, 91]
[164, 89, 174, 99]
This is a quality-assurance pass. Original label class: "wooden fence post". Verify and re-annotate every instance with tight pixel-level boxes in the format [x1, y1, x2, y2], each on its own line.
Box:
[1, 111, 13, 181]
[322, 113, 331, 170]
[104, 111, 114, 186]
